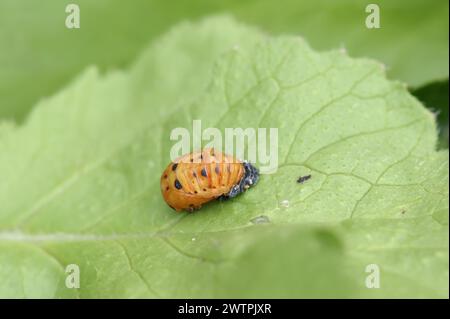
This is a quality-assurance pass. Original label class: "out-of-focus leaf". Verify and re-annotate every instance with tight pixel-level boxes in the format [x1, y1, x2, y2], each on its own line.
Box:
[412, 80, 449, 149]
[0, 0, 448, 121]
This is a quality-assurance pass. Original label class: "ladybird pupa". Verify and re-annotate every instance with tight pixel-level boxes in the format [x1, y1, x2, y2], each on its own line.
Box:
[160, 148, 259, 212]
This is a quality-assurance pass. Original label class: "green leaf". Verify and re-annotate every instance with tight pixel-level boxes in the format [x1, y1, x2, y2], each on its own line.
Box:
[412, 80, 449, 149]
[0, 17, 448, 298]
[229, 0, 449, 87]
[1, 0, 448, 121]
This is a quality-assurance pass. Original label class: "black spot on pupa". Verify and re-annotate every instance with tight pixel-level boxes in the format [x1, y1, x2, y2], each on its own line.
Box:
[164, 174, 168, 179]
[172, 163, 178, 171]
[297, 175, 312, 184]
[201, 168, 207, 177]
[174, 179, 182, 189]
[166, 186, 169, 191]
[193, 172, 197, 177]
[203, 188, 207, 192]
[194, 191, 198, 194]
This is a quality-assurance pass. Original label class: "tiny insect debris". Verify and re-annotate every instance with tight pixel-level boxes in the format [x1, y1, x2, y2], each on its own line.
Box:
[297, 174, 312, 184]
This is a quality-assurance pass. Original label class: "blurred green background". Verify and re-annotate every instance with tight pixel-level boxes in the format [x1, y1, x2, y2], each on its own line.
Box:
[0, 0, 448, 147]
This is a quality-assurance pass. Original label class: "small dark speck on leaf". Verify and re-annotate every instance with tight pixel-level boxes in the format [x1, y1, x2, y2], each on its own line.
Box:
[297, 174, 312, 184]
